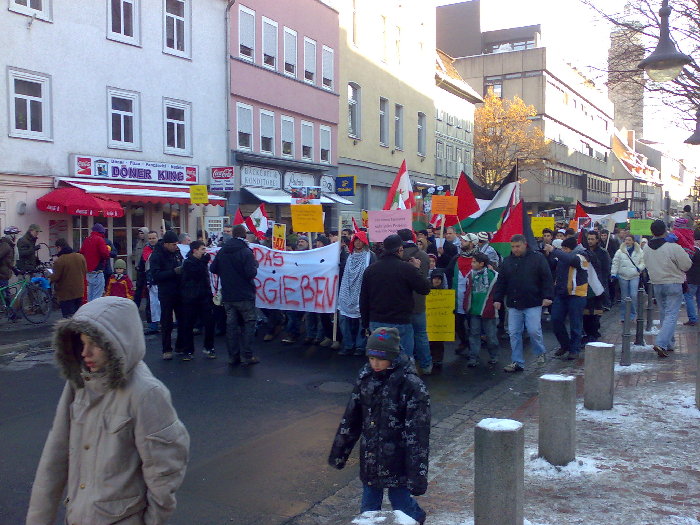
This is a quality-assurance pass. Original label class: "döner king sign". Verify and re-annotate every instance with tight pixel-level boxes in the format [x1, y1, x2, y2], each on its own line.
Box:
[71, 154, 199, 185]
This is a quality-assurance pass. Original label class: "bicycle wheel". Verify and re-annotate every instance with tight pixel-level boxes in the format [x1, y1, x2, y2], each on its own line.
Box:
[18, 284, 52, 324]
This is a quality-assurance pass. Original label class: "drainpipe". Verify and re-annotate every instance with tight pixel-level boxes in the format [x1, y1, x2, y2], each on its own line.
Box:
[224, 0, 237, 216]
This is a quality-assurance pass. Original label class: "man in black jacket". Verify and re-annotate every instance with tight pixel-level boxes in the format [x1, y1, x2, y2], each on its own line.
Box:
[583, 230, 611, 342]
[148, 230, 184, 360]
[210, 225, 259, 366]
[179, 241, 216, 361]
[16, 223, 41, 272]
[493, 234, 554, 372]
[360, 234, 430, 357]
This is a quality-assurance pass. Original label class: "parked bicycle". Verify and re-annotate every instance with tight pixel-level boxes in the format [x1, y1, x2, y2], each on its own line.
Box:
[0, 267, 53, 324]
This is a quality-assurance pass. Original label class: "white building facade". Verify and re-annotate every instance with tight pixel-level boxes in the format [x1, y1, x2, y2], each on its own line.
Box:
[0, 0, 228, 265]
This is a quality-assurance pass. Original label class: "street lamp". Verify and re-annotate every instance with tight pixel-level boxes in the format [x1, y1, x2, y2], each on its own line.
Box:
[685, 108, 700, 145]
[637, 0, 692, 82]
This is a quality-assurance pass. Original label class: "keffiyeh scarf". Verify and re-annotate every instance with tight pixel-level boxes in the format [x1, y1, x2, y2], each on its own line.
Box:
[338, 250, 371, 318]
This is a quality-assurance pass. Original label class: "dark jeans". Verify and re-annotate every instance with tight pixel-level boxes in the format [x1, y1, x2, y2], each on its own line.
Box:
[361, 484, 425, 523]
[551, 295, 586, 354]
[59, 298, 82, 318]
[224, 300, 257, 361]
[133, 271, 146, 308]
[285, 310, 302, 338]
[261, 308, 283, 336]
[159, 294, 183, 354]
[583, 295, 603, 340]
[180, 298, 215, 354]
[456, 312, 469, 346]
[340, 315, 365, 351]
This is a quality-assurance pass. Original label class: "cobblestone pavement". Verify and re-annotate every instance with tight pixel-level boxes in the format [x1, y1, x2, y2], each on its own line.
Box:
[285, 307, 700, 525]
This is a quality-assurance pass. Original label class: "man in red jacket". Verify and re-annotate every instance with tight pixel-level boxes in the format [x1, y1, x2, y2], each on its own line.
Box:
[80, 223, 111, 302]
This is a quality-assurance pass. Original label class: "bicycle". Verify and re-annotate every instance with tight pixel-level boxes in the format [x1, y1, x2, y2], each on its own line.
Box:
[0, 267, 53, 324]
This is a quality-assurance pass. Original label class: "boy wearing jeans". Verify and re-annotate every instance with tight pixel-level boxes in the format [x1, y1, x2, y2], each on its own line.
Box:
[329, 327, 430, 524]
[464, 252, 500, 367]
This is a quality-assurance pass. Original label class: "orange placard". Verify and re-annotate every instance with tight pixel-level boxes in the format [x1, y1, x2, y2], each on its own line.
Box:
[430, 195, 458, 215]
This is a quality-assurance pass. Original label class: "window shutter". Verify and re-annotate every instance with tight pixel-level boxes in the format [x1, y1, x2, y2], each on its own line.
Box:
[263, 20, 277, 61]
[261, 112, 274, 137]
[322, 47, 333, 85]
[282, 118, 294, 143]
[320, 127, 330, 150]
[238, 105, 252, 133]
[285, 30, 296, 68]
[240, 10, 254, 53]
[302, 123, 312, 146]
[305, 40, 316, 74]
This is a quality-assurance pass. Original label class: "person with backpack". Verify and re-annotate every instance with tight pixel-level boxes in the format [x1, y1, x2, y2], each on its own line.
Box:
[611, 234, 645, 323]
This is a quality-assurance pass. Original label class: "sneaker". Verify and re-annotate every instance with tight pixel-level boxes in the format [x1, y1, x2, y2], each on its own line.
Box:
[241, 356, 260, 366]
[331, 341, 341, 350]
[652, 345, 669, 358]
[488, 357, 498, 365]
[281, 336, 297, 344]
[565, 352, 579, 361]
[684, 321, 697, 326]
[553, 347, 567, 357]
[420, 364, 433, 375]
[319, 337, 333, 347]
[536, 354, 547, 365]
[467, 358, 478, 368]
[503, 362, 524, 373]
[181, 353, 193, 362]
[202, 349, 217, 359]
[192, 328, 202, 335]
[162, 352, 173, 360]
[263, 334, 275, 342]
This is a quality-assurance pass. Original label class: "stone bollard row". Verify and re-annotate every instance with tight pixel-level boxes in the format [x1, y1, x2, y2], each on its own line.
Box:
[584, 342, 615, 410]
[538, 374, 576, 466]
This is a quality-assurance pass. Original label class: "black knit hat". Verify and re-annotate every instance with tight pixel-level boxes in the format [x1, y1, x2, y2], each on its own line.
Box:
[366, 327, 401, 360]
[383, 234, 403, 253]
[162, 231, 179, 243]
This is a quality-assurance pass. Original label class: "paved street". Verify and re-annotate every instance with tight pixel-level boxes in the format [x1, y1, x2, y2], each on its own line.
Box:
[0, 315, 564, 525]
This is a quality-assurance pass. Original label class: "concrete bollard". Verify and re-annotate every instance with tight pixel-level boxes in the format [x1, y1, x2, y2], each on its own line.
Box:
[634, 288, 647, 346]
[538, 374, 576, 466]
[474, 418, 524, 525]
[584, 342, 616, 410]
[620, 298, 632, 366]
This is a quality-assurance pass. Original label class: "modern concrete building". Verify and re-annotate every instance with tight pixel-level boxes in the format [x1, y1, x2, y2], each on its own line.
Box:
[437, 1, 615, 215]
[1, 0, 229, 268]
[228, 0, 345, 229]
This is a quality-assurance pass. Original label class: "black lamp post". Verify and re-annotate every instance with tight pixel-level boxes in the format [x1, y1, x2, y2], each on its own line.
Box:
[685, 109, 700, 145]
[637, 0, 692, 82]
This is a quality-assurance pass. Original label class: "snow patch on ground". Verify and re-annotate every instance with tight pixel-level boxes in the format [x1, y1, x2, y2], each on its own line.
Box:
[435, 519, 552, 525]
[630, 343, 654, 352]
[614, 362, 656, 374]
[526, 450, 601, 478]
[352, 510, 415, 524]
[644, 327, 660, 335]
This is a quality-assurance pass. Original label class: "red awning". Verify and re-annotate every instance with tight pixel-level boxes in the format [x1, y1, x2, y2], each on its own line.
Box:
[37, 187, 125, 217]
[57, 178, 226, 206]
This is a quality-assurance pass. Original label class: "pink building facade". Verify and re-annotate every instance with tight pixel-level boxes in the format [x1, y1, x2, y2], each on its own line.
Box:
[229, 0, 344, 227]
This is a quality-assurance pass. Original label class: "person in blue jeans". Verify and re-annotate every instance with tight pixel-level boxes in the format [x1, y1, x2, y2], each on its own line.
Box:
[545, 237, 590, 359]
[682, 230, 700, 325]
[611, 234, 645, 322]
[329, 327, 430, 524]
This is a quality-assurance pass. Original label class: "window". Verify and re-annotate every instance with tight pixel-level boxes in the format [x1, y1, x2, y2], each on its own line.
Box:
[238, 5, 255, 60]
[284, 27, 297, 76]
[320, 125, 331, 164]
[262, 17, 277, 69]
[322, 46, 334, 90]
[164, 0, 189, 57]
[394, 104, 403, 150]
[108, 0, 139, 45]
[484, 76, 503, 97]
[417, 112, 426, 156]
[304, 37, 316, 83]
[9, 0, 51, 21]
[260, 109, 274, 154]
[108, 88, 139, 150]
[348, 82, 361, 138]
[8, 69, 51, 141]
[301, 121, 313, 160]
[379, 97, 388, 146]
[164, 98, 191, 156]
[236, 102, 253, 150]
[281, 115, 294, 157]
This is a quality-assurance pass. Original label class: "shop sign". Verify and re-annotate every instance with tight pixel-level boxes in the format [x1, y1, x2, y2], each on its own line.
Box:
[320, 175, 335, 194]
[335, 176, 355, 196]
[284, 171, 315, 191]
[241, 166, 281, 188]
[210, 166, 235, 191]
[71, 154, 198, 184]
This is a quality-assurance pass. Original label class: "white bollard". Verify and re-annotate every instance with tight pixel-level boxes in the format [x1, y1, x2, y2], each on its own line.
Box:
[584, 342, 615, 410]
[538, 374, 576, 466]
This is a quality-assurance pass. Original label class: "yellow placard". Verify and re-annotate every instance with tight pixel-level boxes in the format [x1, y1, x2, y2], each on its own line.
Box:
[531, 216, 555, 237]
[189, 185, 209, 204]
[431, 195, 458, 216]
[426, 289, 456, 342]
[272, 223, 287, 250]
[291, 204, 324, 233]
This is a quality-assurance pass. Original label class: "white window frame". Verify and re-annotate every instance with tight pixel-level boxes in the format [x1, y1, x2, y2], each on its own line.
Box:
[163, 98, 192, 156]
[107, 87, 140, 150]
[283, 27, 297, 77]
[163, 0, 191, 59]
[238, 4, 255, 61]
[281, 115, 295, 158]
[348, 82, 361, 139]
[259, 109, 275, 155]
[301, 120, 314, 161]
[9, 0, 51, 21]
[417, 112, 426, 156]
[303, 37, 316, 84]
[236, 102, 253, 151]
[107, 0, 140, 46]
[261, 16, 278, 70]
[321, 45, 334, 90]
[319, 125, 331, 164]
[8, 68, 52, 141]
[379, 97, 389, 147]
[394, 103, 403, 150]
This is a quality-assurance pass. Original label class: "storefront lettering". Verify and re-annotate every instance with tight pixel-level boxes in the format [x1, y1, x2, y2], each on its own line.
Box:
[72, 154, 198, 184]
[241, 166, 280, 188]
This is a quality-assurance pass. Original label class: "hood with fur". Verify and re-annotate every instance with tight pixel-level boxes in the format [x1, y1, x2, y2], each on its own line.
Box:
[52, 296, 145, 389]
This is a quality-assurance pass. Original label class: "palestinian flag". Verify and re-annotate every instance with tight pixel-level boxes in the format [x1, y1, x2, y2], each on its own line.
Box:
[232, 208, 246, 226]
[454, 167, 519, 233]
[570, 200, 629, 230]
[490, 200, 538, 258]
[452, 256, 474, 313]
[384, 160, 416, 210]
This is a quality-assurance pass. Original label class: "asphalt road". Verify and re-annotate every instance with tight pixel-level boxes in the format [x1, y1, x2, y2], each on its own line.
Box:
[0, 321, 561, 525]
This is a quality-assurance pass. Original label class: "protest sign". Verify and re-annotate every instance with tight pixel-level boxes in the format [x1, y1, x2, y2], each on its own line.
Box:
[189, 185, 209, 204]
[272, 223, 286, 250]
[430, 195, 458, 216]
[290, 186, 321, 205]
[367, 209, 413, 242]
[629, 219, 653, 236]
[577, 217, 592, 231]
[291, 204, 324, 232]
[531, 216, 555, 237]
[426, 289, 455, 341]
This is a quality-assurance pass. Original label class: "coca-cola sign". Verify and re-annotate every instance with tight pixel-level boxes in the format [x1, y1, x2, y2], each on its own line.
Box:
[210, 166, 235, 191]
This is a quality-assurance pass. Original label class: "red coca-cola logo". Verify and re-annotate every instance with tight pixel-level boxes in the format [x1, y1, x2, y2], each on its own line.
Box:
[185, 167, 197, 182]
[212, 167, 234, 180]
[76, 157, 92, 175]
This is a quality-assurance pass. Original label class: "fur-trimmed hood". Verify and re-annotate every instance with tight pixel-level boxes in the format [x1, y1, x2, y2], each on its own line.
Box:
[52, 296, 145, 389]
